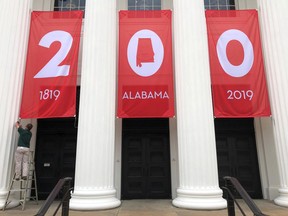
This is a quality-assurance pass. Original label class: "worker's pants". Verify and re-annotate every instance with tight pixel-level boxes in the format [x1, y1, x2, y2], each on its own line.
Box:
[15, 147, 29, 178]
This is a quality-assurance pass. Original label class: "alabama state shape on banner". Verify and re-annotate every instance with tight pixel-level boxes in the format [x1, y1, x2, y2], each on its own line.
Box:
[205, 10, 271, 118]
[20, 11, 83, 119]
[117, 10, 174, 118]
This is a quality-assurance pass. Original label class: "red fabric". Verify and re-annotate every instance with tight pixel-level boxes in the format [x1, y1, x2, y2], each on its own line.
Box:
[118, 10, 174, 118]
[20, 11, 83, 119]
[206, 10, 271, 118]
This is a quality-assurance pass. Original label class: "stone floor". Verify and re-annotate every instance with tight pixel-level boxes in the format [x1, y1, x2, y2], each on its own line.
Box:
[1, 199, 287, 216]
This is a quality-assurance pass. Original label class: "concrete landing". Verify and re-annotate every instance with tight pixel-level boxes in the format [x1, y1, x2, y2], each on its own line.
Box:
[1, 199, 287, 216]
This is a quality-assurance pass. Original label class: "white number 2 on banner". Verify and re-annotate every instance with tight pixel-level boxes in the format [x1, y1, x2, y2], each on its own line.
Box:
[34, 30, 73, 78]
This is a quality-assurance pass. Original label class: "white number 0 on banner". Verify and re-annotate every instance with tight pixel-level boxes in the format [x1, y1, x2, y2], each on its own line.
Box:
[34, 30, 73, 78]
[216, 29, 254, 78]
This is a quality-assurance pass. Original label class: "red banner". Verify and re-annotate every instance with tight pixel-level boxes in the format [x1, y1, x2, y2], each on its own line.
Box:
[20, 11, 83, 119]
[117, 10, 174, 118]
[206, 10, 271, 118]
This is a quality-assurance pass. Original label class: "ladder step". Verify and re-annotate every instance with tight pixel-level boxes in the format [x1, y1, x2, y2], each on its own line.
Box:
[21, 187, 37, 190]
[20, 196, 38, 201]
[10, 189, 26, 192]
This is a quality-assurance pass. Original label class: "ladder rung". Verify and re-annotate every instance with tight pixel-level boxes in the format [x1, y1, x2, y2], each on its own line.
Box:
[20, 198, 38, 202]
[22, 187, 36, 190]
[12, 179, 26, 182]
[20, 199, 33, 202]
[10, 189, 26, 192]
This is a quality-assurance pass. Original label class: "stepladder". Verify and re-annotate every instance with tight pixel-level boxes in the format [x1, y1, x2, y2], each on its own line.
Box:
[2, 151, 39, 211]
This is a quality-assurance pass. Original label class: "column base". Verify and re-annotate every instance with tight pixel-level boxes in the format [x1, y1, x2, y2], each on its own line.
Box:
[172, 188, 227, 210]
[70, 188, 121, 210]
[274, 188, 288, 207]
[0, 191, 20, 210]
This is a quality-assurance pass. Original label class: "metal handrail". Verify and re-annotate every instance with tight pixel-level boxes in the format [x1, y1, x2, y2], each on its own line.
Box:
[223, 176, 268, 216]
[35, 177, 73, 216]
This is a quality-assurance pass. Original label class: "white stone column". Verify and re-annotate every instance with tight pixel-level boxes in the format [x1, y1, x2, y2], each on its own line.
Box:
[257, 0, 288, 208]
[70, 0, 120, 210]
[0, 0, 32, 209]
[172, 0, 226, 210]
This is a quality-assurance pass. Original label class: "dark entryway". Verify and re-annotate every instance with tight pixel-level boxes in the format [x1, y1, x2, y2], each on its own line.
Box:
[35, 87, 80, 199]
[35, 118, 78, 199]
[121, 118, 171, 199]
[215, 118, 263, 199]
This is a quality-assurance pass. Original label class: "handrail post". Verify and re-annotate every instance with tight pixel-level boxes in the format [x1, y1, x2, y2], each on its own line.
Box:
[224, 178, 235, 216]
[61, 177, 72, 216]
